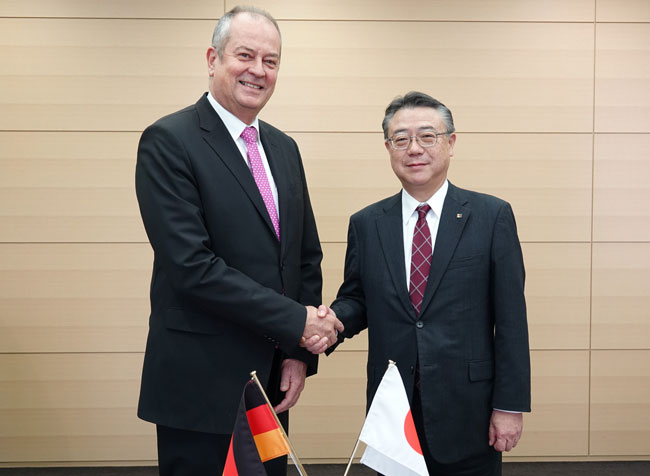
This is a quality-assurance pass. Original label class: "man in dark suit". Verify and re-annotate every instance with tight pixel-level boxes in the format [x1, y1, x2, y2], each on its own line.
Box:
[135, 6, 342, 475]
[320, 92, 530, 475]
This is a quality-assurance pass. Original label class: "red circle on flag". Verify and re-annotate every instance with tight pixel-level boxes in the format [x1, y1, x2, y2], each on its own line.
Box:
[404, 409, 423, 455]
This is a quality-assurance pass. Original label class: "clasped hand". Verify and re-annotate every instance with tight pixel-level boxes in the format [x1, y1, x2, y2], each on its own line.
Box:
[301, 305, 343, 354]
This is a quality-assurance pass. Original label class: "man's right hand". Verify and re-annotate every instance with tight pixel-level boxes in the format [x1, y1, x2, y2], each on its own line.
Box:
[301, 305, 343, 354]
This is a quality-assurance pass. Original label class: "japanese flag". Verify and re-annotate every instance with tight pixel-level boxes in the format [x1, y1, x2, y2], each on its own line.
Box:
[359, 362, 429, 476]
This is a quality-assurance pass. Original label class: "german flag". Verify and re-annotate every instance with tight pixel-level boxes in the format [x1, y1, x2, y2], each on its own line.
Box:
[222, 379, 291, 476]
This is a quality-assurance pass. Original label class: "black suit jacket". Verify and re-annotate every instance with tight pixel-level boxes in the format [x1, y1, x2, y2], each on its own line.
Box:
[135, 94, 322, 434]
[331, 183, 530, 463]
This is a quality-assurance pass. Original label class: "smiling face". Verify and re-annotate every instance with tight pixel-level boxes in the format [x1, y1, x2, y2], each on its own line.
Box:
[385, 106, 456, 202]
[207, 12, 281, 124]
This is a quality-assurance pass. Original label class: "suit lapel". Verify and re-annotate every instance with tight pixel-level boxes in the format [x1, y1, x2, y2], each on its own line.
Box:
[375, 193, 415, 318]
[419, 183, 470, 315]
[196, 95, 278, 241]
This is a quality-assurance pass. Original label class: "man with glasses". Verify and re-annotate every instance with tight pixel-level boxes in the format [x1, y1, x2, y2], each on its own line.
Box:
[317, 91, 531, 475]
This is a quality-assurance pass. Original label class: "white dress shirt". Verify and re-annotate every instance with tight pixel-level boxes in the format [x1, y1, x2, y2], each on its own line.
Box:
[206, 92, 279, 215]
[401, 180, 448, 288]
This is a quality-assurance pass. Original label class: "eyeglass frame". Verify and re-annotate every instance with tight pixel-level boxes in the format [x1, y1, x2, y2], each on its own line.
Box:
[385, 129, 452, 151]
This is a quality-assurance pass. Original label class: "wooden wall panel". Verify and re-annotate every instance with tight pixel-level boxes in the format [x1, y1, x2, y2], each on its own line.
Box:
[0, 19, 594, 133]
[507, 351, 589, 457]
[0, 18, 211, 132]
[0, 131, 145, 242]
[303, 132, 593, 243]
[235, 0, 595, 21]
[0, 1, 222, 19]
[596, 0, 650, 22]
[0, 353, 154, 463]
[0, 244, 151, 353]
[0, 243, 346, 353]
[591, 350, 650, 456]
[593, 134, 650, 242]
[595, 24, 650, 132]
[450, 134, 593, 243]
[290, 351, 368, 459]
[522, 244, 591, 350]
[270, 22, 594, 133]
[592, 243, 650, 349]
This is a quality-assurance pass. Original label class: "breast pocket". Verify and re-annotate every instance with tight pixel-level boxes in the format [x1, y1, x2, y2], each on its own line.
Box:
[447, 254, 482, 270]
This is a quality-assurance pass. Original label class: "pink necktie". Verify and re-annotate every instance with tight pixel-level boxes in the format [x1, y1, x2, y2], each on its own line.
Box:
[241, 126, 280, 240]
[409, 204, 432, 315]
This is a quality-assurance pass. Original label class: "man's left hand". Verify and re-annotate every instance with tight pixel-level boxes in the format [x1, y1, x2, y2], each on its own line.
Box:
[273, 358, 307, 414]
[489, 410, 523, 452]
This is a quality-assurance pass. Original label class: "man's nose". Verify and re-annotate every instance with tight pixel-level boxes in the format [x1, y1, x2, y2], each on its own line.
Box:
[407, 136, 424, 153]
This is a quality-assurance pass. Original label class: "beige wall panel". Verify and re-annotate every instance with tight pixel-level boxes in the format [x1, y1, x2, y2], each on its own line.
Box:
[0, 353, 154, 462]
[303, 132, 593, 243]
[1, 19, 594, 133]
[591, 350, 650, 456]
[0, 244, 152, 353]
[595, 24, 650, 133]
[0, 0, 222, 19]
[0, 131, 146, 242]
[0, 243, 346, 353]
[298, 132, 400, 243]
[521, 244, 591, 350]
[0, 18, 211, 132]
[269, 21, 594, 133]
[290, 351, 368, 459]
[235, 0, 595, 21]
[596, 0, 650, 22]
[592, 243, 650, 349]
[5, 130, 593, 244]
[450, 134, 593, 242]
[321, 242, 368, 352]
[508, 351, 589, 457]
[593, 134, 650, 242]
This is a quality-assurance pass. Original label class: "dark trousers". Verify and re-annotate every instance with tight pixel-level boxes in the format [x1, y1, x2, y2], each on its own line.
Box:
[156, 424, 288, 476]
[156, 350, 288, 476]
[410, 386, 502, 476]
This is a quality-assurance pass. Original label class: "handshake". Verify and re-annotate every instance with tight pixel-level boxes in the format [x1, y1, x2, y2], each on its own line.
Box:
[300, 305, 344, 354]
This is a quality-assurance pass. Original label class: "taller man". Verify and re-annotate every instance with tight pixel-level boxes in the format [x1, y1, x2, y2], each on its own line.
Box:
[135, 6, 342, 475]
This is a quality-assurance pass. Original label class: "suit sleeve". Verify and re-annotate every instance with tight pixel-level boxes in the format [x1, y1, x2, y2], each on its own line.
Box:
[490, 203, 531, 412]
[135, 123, 307, 354]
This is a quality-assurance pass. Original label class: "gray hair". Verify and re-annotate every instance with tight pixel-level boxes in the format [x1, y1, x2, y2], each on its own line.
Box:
[211, 5, 282, 59]
[382, 91, 455, 139]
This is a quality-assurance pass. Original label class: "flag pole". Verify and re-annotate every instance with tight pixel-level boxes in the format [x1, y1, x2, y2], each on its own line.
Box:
[250, 371, 308, 476]
[342, 439, 360, 476]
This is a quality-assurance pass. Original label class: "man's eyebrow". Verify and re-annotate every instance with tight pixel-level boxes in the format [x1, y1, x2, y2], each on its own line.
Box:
[232, 45, 280, 58]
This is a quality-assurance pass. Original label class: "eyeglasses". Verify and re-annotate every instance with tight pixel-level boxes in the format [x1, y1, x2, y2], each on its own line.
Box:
[386, 130, 449, 150]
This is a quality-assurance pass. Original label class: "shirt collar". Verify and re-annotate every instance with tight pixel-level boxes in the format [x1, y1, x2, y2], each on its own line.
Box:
[401, 180, 449, 224]
[207, 92, 260, 143]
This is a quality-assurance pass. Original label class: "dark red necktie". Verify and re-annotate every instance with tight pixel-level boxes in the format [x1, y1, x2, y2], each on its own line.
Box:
[409, 204, 432, 315]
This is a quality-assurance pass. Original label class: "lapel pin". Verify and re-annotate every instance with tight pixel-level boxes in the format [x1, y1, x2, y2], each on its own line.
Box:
[456, 213, 463, 219]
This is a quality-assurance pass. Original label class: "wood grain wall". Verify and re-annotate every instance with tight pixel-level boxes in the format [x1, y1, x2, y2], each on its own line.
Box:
[1, 0, 649, 466]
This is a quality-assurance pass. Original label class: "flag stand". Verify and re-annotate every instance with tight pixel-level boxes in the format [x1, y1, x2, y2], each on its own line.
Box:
[250, 371, 309, 476]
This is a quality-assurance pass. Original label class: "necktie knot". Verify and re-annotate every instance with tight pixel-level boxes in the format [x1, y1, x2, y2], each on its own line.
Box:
[241, 126, 258, 145]
[416, 204, 431, 221]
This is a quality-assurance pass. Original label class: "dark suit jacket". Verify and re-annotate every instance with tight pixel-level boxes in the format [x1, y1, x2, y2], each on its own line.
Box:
[135, 93, 322, 434]
[331, 183, 530, 463]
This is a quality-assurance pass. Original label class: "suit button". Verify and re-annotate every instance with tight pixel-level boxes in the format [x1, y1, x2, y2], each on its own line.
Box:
[416, 321, 424, 329]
